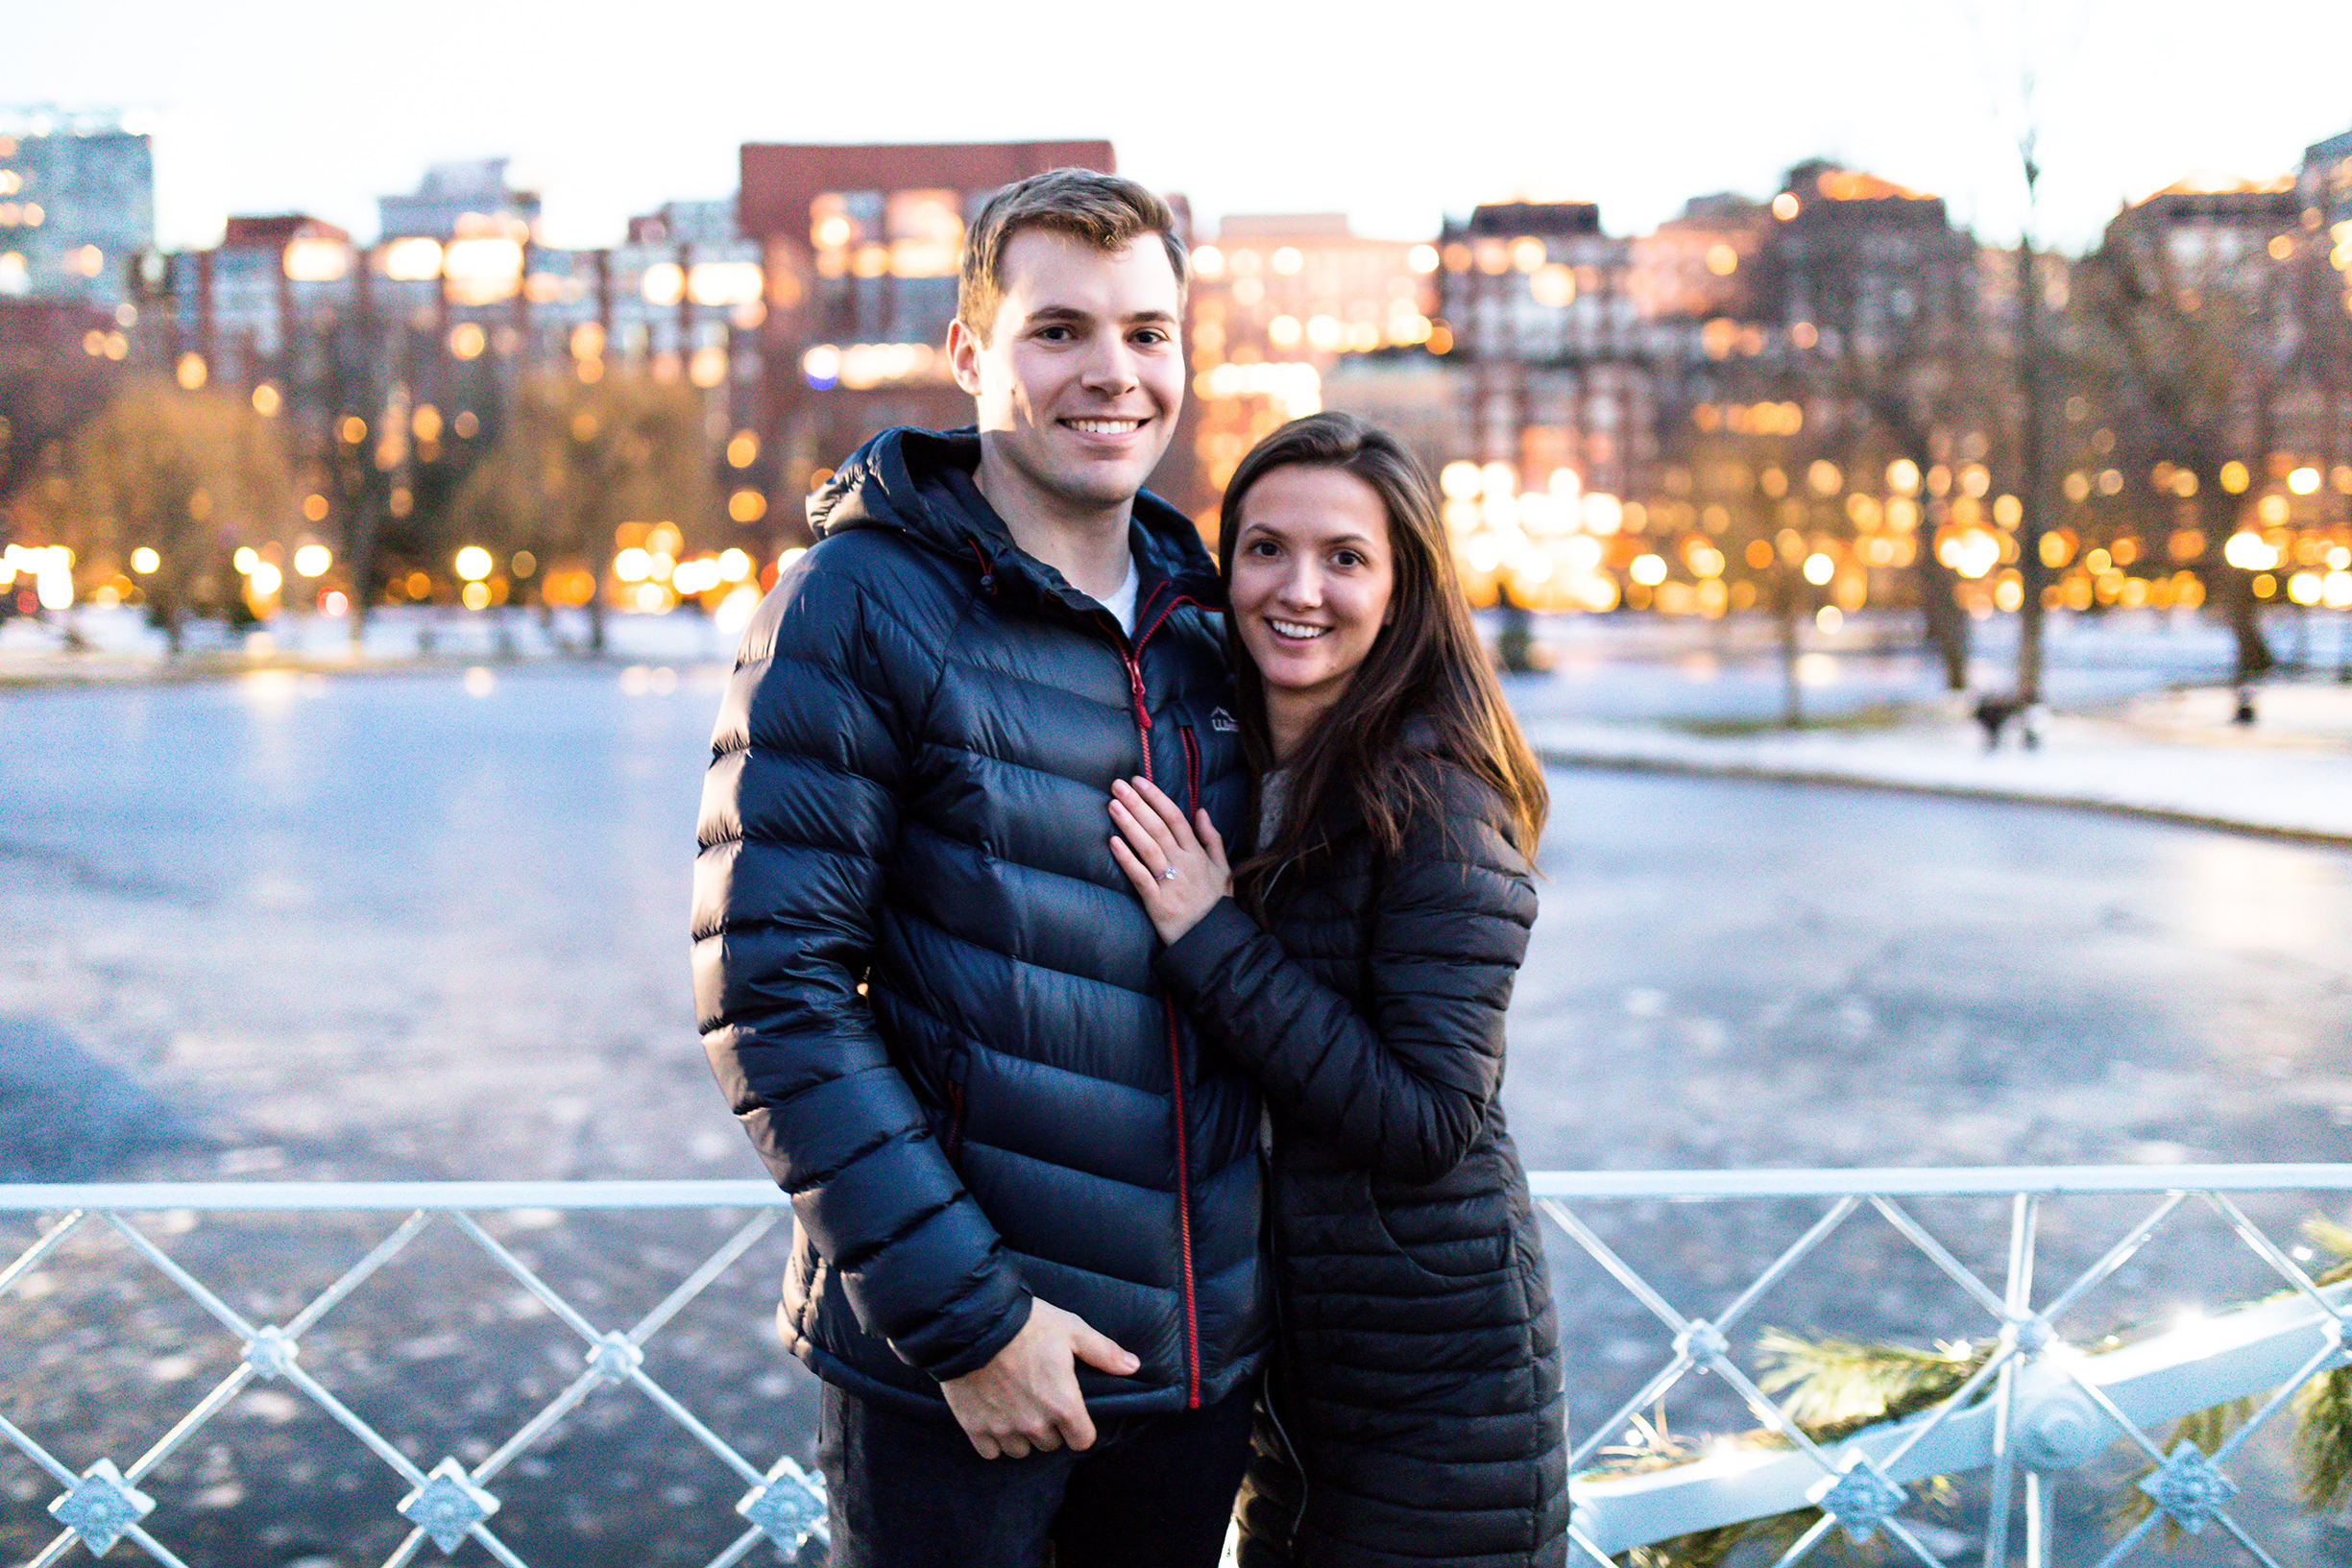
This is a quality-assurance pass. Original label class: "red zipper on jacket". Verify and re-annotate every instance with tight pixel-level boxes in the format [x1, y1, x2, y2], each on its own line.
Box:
[1109, 586, 1204, 1407]
[1111, 587, 1189, 784]
[1177, 724, 1201, 817]
[1162, 997, 1200, 1406]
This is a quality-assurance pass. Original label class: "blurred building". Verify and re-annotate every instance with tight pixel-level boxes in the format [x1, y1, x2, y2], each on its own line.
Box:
[2107, 175, 2299, 304]
[377, 158, 541, 244]
[2096, 176, 2311, 459]
[1626, 192, 1773, 446]
[0, 109, 154, 310]
[734, 139, 1120, 523]
[158, 215, 353, 397]
[1182, 214, 1442, 518]
[71, 129, 2336, 633]
[113, 143, 1159, 611]
[1759, 162, 1976, 355]
[0, 296, 124, 512]
[1433, 202, 1646, 498]
[1421, 167, 2008, 620]
[1728, 164, 1985, 619]
[1629, 193, 1765, 325]
[2302, 127, 2352, 230]
[2301, 128, 2352, 517]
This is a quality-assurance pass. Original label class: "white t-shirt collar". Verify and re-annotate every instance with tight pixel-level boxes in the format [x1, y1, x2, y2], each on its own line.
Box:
[1097, 552, 1140, 636]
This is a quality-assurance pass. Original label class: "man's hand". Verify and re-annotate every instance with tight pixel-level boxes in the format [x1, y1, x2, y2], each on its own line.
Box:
[939, 1298, 1139, 1459]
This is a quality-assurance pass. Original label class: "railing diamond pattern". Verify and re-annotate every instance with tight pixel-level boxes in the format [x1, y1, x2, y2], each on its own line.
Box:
[1813, 1457, 1907, 1544]
[0, 1186, 824, 1568]
[45, 1460, 153, 1557]
[1538, 1166, 2352, 1567]
[398, 1459, 498, 1554]
[7, 1170, 2352, 1565]
[2138, 1441, 2238, 1534]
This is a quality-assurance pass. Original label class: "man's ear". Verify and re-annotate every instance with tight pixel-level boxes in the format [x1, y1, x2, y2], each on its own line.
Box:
[946, 316, 985, 397]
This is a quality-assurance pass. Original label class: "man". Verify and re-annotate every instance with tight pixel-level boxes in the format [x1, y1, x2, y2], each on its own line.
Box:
[693, 169, 1266, 1567]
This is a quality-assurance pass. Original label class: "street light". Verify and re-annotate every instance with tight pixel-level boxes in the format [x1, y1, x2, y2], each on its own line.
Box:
[2222, 531, 2279, 571]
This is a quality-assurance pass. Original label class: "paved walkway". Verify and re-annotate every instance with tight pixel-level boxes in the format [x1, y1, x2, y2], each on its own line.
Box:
[1523, 679, 2352, 846]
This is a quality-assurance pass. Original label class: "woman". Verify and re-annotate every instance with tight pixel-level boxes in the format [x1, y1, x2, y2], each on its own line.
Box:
[1105, 411, 1566, 1567]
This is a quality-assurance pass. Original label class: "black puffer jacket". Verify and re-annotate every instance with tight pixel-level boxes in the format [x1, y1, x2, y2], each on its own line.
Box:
[693, 426, 1267, 1416]
[1156, 755, 1566, 1567]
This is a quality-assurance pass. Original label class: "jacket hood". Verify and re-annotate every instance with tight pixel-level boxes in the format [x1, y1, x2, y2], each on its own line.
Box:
[807, 425, 1224, 617]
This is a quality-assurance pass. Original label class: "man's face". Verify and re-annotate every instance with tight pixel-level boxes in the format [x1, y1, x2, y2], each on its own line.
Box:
[948, 228, 1185, 515]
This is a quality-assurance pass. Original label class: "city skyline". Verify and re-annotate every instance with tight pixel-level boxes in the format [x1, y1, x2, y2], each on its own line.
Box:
[8, 0, 2351, 255]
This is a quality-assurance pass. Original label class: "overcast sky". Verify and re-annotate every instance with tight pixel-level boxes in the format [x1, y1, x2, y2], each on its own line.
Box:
[11, 0, 2349, 255]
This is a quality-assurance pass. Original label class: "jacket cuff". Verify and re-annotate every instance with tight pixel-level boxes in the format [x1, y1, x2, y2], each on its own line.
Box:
[1155, 897, 1260, 1002]
[919, 1291, 1032, 1383]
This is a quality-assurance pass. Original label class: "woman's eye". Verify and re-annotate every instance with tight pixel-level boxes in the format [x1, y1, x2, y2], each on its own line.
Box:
[1333, 550, 1364, 567]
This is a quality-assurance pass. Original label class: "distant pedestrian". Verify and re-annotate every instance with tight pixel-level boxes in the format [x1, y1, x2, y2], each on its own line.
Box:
[1108, 412, 1569, 1566]
[692, 168, 1266, 1568]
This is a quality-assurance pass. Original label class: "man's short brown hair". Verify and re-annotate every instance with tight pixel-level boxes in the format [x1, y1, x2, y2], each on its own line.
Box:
[957, 168, 1188, 344]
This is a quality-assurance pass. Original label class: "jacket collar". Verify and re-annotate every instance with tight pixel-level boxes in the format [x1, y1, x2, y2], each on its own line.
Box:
[810, 425, 1225, 629]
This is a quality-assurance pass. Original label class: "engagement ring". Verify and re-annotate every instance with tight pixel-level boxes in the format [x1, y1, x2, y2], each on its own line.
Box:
[1159, 868, 1177, 881]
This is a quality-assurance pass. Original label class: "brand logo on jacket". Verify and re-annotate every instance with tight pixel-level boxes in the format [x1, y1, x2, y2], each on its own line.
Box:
[1210, 708, 1237, 733]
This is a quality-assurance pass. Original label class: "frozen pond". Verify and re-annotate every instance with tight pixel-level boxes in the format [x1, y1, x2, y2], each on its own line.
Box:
[2, 663, 2348, 1562]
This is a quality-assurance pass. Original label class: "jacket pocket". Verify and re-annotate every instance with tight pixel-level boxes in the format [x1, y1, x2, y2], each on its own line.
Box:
[1367, 1152, 1515, 1280]
[1178, 724, 1201, 816]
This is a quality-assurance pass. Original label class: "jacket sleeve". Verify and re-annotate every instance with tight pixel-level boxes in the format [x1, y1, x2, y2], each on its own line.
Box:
[691, 555, 1030, 1381]
[1154, 765, 1537, 1186]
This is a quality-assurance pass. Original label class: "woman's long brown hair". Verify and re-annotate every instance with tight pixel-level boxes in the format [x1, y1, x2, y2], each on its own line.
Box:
[1219, 412, 1549, 905]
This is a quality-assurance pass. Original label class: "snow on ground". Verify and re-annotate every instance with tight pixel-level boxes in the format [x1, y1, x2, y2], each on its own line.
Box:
[1520, 664, 2352, 844]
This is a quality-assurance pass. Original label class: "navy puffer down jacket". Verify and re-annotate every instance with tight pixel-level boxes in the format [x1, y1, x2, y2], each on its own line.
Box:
[693, 426, 1268, 1416]
[1158, 754, 1567, 1567]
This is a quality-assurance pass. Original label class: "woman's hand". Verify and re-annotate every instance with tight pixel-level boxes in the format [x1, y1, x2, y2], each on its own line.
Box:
[1107, 776, 1231, 946]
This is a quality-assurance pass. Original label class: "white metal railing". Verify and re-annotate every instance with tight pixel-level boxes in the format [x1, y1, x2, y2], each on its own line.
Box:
[1531, 1165, 2352, 1567]
[7, 1168, 2352, 1566]
[0, 1182, 812, 1568]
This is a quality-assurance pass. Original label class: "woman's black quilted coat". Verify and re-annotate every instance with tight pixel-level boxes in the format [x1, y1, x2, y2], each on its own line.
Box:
[1157, 758, 1567, 1567]
[693, 426, 1268, 1417]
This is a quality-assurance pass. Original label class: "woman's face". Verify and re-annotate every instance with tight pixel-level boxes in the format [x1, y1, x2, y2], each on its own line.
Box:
[1228, 465, 1396, 713]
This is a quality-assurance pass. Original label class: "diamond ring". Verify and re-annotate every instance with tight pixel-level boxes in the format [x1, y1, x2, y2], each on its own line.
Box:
[1158, 868, 1177, 882]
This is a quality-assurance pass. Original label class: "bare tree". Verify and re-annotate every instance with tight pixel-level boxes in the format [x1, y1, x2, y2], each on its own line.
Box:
[450, 371, 714, 655]
[29, 379, 294, 654]
[2074, 226, 2281, 679]
[2010, 124, 2058, 702]
[1785, 184, 1985, 692]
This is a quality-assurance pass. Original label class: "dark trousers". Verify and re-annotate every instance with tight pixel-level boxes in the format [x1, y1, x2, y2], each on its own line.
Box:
[816, 1379, 1258, 1568]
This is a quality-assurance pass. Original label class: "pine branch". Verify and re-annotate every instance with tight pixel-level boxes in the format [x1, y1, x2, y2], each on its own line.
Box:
[1756, 1328, 1989, 1435]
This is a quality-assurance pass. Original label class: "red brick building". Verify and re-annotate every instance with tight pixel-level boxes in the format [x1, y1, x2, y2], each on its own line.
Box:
[735, 141, 1128, 528]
